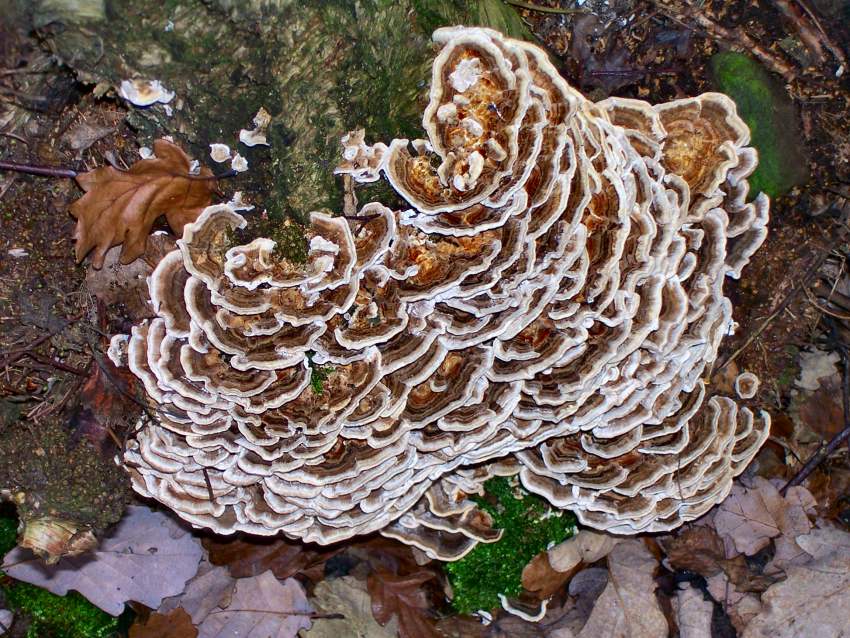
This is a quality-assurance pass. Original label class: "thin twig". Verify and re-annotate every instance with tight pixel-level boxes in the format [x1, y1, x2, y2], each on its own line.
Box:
[0, 131, 28, 145]
[791, 0, 848, 69]
[0, 159, 77, 178]
[0, 158, 235, 181]
[780, 313, 850, 490]
[504, 0, 586, 14]
[803, 285, 850, 321]
[24, 351, 87, 376]
[0, 312, 86, 371]
[781, 388, 850, 493]
[206, 609, 344, 619]
[771, 0, 827, 65]
[649, 0, 799, 83]
[832, 340, 850, 452]
[202, 467, 216, 504]
[0, 68, 51, 76]
[0, 173, 17, 202]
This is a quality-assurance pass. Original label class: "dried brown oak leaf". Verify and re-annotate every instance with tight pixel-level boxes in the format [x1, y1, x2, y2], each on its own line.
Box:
[129, 608, 198, 638]
[203, 536, 338, 582]
[70, 138, 215, 269]
[367, 569, 440, 638]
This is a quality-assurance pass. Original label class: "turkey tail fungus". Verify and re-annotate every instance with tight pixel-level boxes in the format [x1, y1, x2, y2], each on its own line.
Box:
[109, 27, 769, 560]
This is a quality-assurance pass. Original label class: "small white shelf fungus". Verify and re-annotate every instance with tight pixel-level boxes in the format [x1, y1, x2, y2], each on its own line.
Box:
[334, 129, 387, 183]
[209, 143, 232, 163]
[734, 372, 760, 400]
[239, 107, 272, 147]
[111, 27, 770, 560]
[227, 191, 254, 212]
[119, 79, 175, 107]
[231, 153, 248, 173]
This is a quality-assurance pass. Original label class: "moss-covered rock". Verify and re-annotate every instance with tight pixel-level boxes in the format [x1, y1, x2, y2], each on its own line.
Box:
[444, 476, 575, 614]
[0, 418, 130, 563]
[710, 51, 807, 199]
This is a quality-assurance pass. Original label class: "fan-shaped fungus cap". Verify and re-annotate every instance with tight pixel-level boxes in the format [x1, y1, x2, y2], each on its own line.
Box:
[239, 108, 272, 147]
[111, 26, 770, 553]
[118, 79, 175, 107]
[734, 372, 760, 400]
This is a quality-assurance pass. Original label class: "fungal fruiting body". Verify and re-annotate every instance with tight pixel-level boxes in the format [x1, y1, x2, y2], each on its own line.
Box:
[110, 27, 770, 560]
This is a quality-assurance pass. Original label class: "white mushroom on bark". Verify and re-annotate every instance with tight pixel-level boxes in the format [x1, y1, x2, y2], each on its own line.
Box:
[110, 27, 770, 560]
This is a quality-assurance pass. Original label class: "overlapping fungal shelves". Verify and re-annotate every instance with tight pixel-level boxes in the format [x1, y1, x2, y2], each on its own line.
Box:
[110, 26, 770, 560]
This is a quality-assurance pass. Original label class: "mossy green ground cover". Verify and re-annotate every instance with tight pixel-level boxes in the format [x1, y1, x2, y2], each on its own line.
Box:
[445, 477, 576, 614]
[711, 52, 807, 199]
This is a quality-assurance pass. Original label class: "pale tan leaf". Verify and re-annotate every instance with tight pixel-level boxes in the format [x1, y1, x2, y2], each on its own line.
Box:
[158, 560, 236, 625]
[713, 477, 802, 558]
[674, 583, 712, 638]
[577, 540, 667, 638]
[196, 571, 312, 638]
[742, 525, 850, 638]
[303, 575, 399, 638]
[547, 530, 620, 573]
[706, 572, 762, 634]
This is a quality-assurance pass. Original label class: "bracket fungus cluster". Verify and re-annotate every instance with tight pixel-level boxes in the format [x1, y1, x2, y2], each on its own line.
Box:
[110, 27, 770, 560]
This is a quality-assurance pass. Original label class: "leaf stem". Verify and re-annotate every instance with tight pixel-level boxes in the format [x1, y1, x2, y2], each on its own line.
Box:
[0, 159, 236, 181]
[190, 168, 237, 181]
[0, 159, 77, 178]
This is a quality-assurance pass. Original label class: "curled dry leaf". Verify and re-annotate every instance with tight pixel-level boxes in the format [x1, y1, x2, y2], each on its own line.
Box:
[158, 561, 236, 625]
[367, 569, 440, 638]
[195, 571, 312, 638]
[523, 530, 621, 604]
[70, 138, 216, 269]
[71, 357, 138, 452]
[130, 608, 198, 638]
[2, 505, 204, 616]
[547, 530, 621, 573]
[202, 535, 338, 582]
[661, 525, 727, 577]
[521, 551, 572, 599]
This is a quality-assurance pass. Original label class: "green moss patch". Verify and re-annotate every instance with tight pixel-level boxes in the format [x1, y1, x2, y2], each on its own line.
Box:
[3, 581, 120, 638]
[445, 476, 575, 614]
[710, 51, 807, 199]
